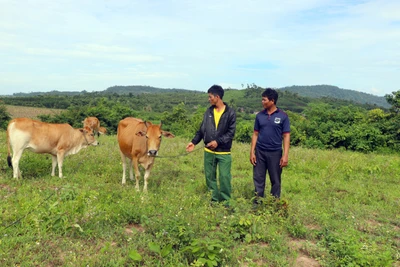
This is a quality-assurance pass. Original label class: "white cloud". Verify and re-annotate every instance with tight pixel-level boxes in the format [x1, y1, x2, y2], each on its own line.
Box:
[0, 0, 399, 95]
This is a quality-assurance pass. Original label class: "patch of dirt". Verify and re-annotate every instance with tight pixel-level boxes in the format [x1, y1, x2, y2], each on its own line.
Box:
[289, 239, 303, 250]
[357, 219, 382, 233]
[289, 239, 321, 267]
[306, 224, 321, 231]
[125, 223, 145, 234]
[367, 219, 381, 227]
[0, 184, 16, 199]
[295, 254, 320, 267]
[0, 184, 11, 190]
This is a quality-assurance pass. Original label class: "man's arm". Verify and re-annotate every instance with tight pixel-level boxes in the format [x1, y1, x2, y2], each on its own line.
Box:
[280, 132, 290, 168]
[250, 131, 258, 166]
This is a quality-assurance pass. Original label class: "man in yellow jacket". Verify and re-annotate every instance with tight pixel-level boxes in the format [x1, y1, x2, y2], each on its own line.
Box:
[186, 85, 236, 205]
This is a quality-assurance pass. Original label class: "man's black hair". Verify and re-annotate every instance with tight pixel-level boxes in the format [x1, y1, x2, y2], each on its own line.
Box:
[208, 85, 224, 99]
[262, 88, 278, 104]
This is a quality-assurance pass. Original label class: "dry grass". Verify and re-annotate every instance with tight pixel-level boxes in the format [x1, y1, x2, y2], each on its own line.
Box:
[6, 105, 64, 119]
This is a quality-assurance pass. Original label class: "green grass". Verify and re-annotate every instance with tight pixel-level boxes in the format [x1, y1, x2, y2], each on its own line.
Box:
[0, 132, 399, 266]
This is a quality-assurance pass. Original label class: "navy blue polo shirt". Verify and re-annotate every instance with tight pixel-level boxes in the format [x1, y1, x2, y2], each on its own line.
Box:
[254, 108, 290, 151]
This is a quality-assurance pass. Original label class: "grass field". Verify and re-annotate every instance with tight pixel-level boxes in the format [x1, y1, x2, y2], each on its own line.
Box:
[5, 105, 64, 119]
[0, 130, 399, 266]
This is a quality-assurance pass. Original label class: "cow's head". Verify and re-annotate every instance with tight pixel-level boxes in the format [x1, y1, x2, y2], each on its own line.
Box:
[80, 126, 99, 146]
[98, 126, 107, 135]
[135, 121, 175, 157]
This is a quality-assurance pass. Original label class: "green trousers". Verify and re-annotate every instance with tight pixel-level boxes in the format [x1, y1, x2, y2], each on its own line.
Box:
[204, 151, 232, 203]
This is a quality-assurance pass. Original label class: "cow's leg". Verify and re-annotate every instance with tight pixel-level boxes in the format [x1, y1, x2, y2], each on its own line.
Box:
[120, 152, 127, 184]
[51, 155, 57, 176]
[128, 159, 134, 181]
[12, 149, 24, 179]
[132, 159, 141, 191]
[57, 152, 65, 178]
[143, 167, 152, 193]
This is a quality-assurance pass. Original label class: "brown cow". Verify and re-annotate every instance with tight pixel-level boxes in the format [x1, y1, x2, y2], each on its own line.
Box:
[7, 118, 98, 179]
[117, 117, 174, 192]
[82, 117, 106, 136]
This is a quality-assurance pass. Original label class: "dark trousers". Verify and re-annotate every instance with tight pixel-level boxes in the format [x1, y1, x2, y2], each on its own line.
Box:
[253, 149, 282, 198]
[204, 151, 232, 203]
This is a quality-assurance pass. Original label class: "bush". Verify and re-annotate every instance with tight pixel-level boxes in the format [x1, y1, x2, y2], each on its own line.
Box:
[0, 103, 11, 130]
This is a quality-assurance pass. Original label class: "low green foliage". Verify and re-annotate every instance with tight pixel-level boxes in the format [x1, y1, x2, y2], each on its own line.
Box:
[0, 102, 11, 129]
[183, 237, 225, 266]
[0, 133, 399, 266]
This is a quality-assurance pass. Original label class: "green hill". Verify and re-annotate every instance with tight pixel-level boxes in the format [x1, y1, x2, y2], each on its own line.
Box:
[278, 85, 390, 108]
[2, 84, 390, 114]
[7, 84, 390, 109]
[102, 85, 199, 95]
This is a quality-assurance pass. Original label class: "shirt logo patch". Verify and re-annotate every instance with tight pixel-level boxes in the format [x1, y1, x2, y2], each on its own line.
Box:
[274, 117, 281, 124]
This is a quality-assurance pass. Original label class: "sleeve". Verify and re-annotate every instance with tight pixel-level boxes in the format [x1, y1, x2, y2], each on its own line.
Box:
[191, 113, 206, 145]
[254, 114, 260, 132]
[282, 114, 290, 133]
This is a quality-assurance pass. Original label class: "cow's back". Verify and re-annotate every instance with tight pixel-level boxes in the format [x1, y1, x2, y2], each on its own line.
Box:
[8, 118, 74, 154]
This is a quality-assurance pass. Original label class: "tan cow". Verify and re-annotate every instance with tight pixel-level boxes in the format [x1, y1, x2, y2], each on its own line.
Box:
[82, 117, 107, 136]
[7, 118, 98, 179]
[117, 117, 174, 192]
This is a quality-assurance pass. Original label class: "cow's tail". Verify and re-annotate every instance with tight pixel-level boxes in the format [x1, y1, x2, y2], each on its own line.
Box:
[6, 127, 12, 168]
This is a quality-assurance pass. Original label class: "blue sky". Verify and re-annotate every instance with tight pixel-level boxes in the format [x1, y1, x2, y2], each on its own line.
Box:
[1, 0, 399, 96]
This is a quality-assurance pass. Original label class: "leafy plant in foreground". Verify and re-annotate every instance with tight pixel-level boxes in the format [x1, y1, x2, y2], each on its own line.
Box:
[183, 237, 225, 267]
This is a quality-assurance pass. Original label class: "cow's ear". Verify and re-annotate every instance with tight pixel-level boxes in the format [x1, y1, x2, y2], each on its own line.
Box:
[162, 131, 175, 138]
[144, 121, 152, 128]
[136, 130, 146, 136]
[79, 128, 84, 133]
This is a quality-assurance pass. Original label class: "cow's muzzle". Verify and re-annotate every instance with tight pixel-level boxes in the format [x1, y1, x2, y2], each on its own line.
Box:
[90, 140, 99, 146]
[148, 150, 158, 157]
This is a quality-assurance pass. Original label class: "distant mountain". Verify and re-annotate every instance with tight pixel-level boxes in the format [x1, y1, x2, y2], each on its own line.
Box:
[103, 85, 199, 95]
[12, 90, 83, 97]
[9, 85, 198, 97]
[278, 85, 390, 108]
[6, 84, 390, 109]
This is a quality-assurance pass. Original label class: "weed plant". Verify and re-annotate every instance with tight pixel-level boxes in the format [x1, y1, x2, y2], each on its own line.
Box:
[0, 132, 399, 266]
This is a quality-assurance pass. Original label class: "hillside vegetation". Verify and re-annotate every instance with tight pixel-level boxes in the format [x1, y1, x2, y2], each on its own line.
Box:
[4, 84, 390, 109]
[0, 133, 399, 266]
[279, 85, 391, 108]
[1, 85, 399, 153]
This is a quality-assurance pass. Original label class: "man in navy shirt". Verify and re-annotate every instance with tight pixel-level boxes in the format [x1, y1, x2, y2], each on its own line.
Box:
[250, 88, 290, 200]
